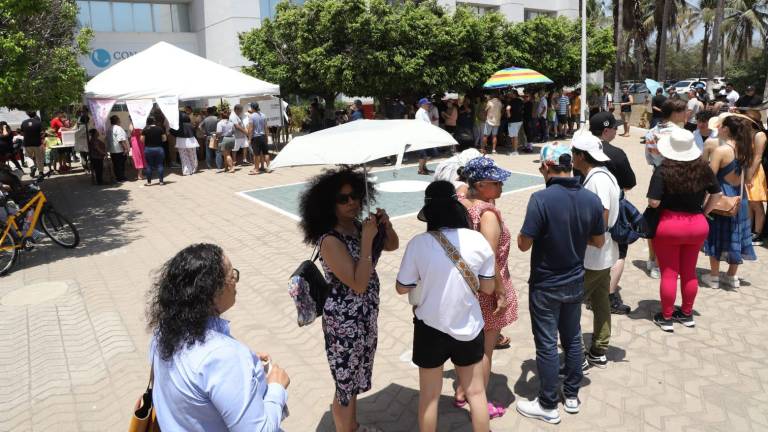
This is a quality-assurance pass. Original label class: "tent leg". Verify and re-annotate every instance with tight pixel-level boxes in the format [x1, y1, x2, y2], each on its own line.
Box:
[278, 96, 286, 152]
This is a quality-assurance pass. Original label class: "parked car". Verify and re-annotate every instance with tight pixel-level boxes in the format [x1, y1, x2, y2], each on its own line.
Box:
[667, 80, 698, 94]
[628, 82, 650, 104]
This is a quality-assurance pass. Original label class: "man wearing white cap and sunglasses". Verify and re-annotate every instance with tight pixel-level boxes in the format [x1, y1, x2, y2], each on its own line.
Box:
[571, 134, 621, 371]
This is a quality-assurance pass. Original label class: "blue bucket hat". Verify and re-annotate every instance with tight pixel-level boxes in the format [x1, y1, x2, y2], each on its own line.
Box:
[462, 156, 511, 182]
[418, 97, 431, 106]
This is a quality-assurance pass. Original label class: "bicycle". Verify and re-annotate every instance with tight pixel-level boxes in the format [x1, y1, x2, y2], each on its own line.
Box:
[0, 174, 79, 275]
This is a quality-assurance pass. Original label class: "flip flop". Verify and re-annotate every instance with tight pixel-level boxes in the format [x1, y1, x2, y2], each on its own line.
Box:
[453, 397, 467, 408]
[488, 402, 506, 419]
[495, 334, 511, 349]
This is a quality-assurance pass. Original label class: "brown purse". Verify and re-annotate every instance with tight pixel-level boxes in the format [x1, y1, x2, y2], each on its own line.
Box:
[128, 361, 160, 432]
[710, 170, 743, 217]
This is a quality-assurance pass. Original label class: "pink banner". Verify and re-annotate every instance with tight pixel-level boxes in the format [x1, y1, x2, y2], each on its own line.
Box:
[87, 98, 117, 135]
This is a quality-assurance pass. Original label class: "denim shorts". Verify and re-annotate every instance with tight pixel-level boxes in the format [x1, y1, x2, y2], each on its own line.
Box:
[483, 123, 499, 137]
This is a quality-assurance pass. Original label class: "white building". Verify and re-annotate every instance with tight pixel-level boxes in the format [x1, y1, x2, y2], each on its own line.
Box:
[76, 0, 578, 77]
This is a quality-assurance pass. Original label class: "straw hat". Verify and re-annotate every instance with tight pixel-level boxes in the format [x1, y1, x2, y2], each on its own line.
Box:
[657, 128, 701, 162]
[708, 112, 759, 130]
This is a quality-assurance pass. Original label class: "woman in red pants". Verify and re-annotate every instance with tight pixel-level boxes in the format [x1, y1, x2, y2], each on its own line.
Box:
[647, 129, 723, 332]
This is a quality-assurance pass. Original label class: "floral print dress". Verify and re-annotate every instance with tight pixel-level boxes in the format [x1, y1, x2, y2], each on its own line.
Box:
[467, 201, 519, 330]
[319, 228, 382, 407]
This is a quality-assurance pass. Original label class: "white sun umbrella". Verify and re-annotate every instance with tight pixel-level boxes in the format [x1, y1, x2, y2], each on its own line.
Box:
[270, 119, 457, 205]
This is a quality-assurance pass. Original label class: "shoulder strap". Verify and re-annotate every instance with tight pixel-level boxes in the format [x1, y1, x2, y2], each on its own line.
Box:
[428, 231, 480, 295]
[147, 353, 155, 391]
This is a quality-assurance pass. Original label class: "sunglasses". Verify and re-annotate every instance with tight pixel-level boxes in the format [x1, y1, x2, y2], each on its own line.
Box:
[231, 268, 240, 283]
[336, 191, 363, 204]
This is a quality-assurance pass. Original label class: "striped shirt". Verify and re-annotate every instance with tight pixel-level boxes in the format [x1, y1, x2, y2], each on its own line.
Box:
[557, 96, 570, 115]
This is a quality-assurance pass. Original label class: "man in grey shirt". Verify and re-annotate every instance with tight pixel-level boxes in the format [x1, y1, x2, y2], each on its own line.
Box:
[199, 107, 220, 169]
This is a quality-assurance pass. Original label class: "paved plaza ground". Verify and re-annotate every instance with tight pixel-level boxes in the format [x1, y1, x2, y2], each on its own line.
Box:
[1, 127, 767, 431]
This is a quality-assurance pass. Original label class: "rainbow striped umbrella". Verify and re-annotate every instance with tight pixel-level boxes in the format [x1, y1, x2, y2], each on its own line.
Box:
[483, 67, 553, 89]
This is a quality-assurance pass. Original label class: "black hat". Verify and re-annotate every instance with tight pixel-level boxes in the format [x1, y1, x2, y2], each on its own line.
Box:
[589, 111, 624, 134]
[417, 181, 465, 222]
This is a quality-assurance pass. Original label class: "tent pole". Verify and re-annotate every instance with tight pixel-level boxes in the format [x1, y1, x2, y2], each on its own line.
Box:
[278, 95, 286, 152]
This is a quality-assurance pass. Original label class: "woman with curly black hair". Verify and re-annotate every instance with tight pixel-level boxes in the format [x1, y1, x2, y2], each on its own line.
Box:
[299, 167, 399, 432]
[146, 243, 290, 431]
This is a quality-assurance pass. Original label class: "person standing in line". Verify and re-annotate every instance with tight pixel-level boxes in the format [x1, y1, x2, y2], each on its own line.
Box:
[483, 93, 503, 154]
[474, 95, 487, 148]
[396, 180, 494, 432]
[723, 83, 740, 108]
[506, 90, 524, 155]
[20, 112, 44, 178]
[415, 98, 435, 175]
[456, 97, 475, 152]
[650, 88, 667, 129]
[140, 116, 167, 186]
[601, 86, 613, 113]
[547, 92, 558, 140]
[199, 107, 221, 170]
[299, 168, 398, 432]
[87, 129, 106, 185]
[248, 103, 271, 174]
[742, 110, 767, 245]
[515, 143, 606, 424]
[556, 91, 570, 139]
[522, 93, 535, 150]
[229, 104, 250, 167]
[441, 98, 458, 134]
[146, 244, 291, 431]
[735, 85, 761, 109]
[216, 110, 236, 173]
[129, 120, 147, 181]
[684, 89, 704, 132]
[350, 100, 365, 121]
[618, 87, 633, 137]
[644, 99, 687, 278]
[176, 109, 199, 176]
[588, 89, 601, 119]
[569, 89, 582, 134]
[537, 91, 549, 142]
[647, 129, 722, 332]
[571, 134, 620, 370]
[694, 110, 719, 154]
[106, 115, 130, 182]
[454, 157, 519, 419]
[589, 113, 636, 314]
[701, 114, 757, 289]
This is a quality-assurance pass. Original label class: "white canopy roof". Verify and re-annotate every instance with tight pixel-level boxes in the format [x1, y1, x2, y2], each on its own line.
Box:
[84, 42, 280, 101]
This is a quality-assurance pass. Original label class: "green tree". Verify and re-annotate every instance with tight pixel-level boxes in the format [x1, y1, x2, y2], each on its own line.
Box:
[722, 0, 768, 62]
[0, 0, 92, 110]
[504, 16, 615, 86]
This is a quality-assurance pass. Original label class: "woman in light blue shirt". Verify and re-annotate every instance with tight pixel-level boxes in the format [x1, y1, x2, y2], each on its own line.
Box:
[146, 243, 290, 431]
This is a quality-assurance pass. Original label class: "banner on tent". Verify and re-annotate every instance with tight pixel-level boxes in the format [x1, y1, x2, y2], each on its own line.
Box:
[126, 99, 154, 129]
[156, 96, 180, 130]
[88, 98, 117, 135]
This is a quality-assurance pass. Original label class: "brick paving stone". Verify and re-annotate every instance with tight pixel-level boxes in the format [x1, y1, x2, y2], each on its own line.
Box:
[0, 129, 767, 431]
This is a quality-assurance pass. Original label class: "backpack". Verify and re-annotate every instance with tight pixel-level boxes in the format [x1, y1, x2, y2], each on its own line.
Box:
[288, 247, 329, 327]
[610, 194, 649, 244]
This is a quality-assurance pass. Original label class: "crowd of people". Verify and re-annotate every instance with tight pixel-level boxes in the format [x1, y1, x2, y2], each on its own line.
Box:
[2, 103, 284, 186]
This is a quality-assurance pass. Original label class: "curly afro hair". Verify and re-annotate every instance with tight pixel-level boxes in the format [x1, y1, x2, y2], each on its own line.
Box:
[298, 167, 377, 245]
[146, 243, 227, 361]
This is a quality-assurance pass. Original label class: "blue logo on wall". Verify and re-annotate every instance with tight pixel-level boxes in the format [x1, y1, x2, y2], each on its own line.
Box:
[91, 49, 111, 68]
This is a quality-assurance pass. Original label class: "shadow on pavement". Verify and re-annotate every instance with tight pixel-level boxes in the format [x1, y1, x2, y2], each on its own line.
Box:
[443, 369, 515, 408]
[513, 357, 594, 401]
[9, 173, 143, 272]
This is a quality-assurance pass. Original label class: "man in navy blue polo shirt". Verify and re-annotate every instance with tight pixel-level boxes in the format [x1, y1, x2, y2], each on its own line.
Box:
[515, 142, 606, 424]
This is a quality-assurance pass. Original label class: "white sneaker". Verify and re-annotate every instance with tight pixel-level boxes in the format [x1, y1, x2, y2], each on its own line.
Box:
[721, 275, 740, 288]
[516, 398, 561, 424]
[700, 273, 720, 289]
[645, 259, 654, 271]
[563, 397, 580, 414]
[649, 265, 660, 279]
[510, 151, 519, 155]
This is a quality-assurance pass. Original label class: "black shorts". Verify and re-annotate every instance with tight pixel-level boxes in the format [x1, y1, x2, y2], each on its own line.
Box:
[251, 135, 268, 155]
[557, 114, 568, 124]
[412, 318, 484, 369]
[619, 242, 628, 260]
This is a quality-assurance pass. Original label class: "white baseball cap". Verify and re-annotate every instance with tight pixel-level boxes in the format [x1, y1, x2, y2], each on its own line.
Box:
[571, 134, 610, 162]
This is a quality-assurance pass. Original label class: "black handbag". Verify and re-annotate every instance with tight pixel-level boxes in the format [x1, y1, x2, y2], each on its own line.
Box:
[288, 248, 330, 326]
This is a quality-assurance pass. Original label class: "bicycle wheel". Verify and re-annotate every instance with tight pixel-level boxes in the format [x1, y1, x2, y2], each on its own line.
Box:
[0, 231, 17, 276]
[41, 208, 80, 248]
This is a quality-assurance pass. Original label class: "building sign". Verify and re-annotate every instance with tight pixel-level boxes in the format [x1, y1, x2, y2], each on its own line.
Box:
[80, 38, 198, 76]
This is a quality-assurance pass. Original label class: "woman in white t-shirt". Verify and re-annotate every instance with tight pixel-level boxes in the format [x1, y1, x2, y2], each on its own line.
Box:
[396, 180, 497, 432]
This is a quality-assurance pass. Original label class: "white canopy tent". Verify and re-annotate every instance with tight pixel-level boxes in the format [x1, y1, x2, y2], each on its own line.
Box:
[84, 41, 280, 131]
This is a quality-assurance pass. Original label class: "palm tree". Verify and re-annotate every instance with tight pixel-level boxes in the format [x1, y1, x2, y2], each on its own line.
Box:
[656, 0, 673, 80]
[653, 0, 688, 77]
[721, 0, 768, 62]
[691, 0, 717, 73]
[707, 0, 725, 91]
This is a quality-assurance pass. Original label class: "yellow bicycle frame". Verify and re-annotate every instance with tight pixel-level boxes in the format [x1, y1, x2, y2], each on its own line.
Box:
[1, 191, 47, 250]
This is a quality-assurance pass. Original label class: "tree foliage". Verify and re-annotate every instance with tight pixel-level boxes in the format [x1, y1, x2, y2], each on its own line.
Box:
[240, 0, 614, 101]
[0, 0, 92, 110]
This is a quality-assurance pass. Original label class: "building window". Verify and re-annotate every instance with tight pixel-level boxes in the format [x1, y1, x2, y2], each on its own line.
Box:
[524, 9, 556, 21]
[465, 5, 499, 16]
[75, 1, 190, 32]
[260, 0, 305, 21]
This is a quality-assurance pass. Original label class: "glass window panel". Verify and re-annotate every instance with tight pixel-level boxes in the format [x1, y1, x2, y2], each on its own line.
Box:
[76, 1, 90, 28]
[171, 4, 190, 32]
[152, 4, 173, 32]
[90, 1, 113, 32]
[260, 0, 273, 20]
[112, 2, 134, 32]
[133, 3, 153, 32]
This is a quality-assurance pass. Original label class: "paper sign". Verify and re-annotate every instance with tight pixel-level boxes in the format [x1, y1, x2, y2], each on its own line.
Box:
[126, 99, 154, 129]
[155, 96, 179, 130]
